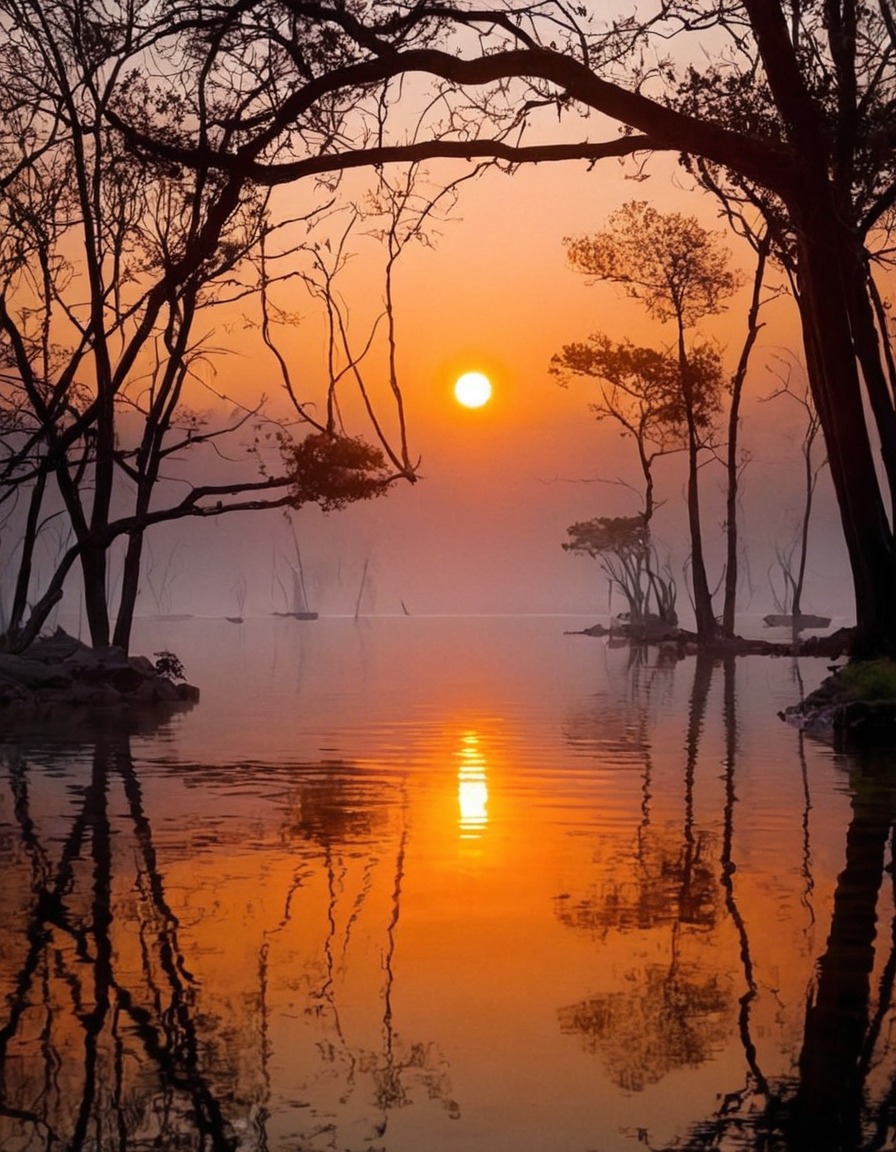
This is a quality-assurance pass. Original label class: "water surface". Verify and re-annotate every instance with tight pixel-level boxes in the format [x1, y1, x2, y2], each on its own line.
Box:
[1, 615, 894, 1151]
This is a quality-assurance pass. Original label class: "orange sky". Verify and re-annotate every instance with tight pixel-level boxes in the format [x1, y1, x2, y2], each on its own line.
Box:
[176, 151, 853, 624]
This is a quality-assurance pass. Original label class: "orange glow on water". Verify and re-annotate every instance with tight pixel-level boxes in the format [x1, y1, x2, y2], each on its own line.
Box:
[456, 729, 489, 837]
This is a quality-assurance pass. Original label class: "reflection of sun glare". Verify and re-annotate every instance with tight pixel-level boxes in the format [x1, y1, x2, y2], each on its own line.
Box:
[454, 371, 492, 409]
[456, 730, 489, 838]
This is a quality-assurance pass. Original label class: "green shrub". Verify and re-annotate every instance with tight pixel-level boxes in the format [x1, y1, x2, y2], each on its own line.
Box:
[153, 650, 186, 682]
[839, 659, 896, 701]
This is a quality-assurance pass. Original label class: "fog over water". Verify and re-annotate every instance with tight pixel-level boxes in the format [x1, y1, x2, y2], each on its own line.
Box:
[93, 377, 855, 628]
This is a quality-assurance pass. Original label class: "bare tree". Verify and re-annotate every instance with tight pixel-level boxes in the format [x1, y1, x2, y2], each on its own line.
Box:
[763, 359, 828, 627]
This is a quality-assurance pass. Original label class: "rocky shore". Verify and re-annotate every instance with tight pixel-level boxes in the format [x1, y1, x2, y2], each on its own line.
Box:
[0, 628, 199, 737]
[779, 667, 896, 746]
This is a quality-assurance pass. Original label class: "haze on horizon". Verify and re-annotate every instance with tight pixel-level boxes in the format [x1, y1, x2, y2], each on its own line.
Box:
[100, 156, 853, 629]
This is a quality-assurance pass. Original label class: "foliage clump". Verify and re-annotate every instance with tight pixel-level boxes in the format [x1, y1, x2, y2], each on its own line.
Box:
[153, 651, 186, 682]
[282, 432, 392, 512]
[838, 660, 896, 702]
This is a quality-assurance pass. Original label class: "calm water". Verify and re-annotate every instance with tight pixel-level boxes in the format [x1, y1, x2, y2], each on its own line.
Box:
[2, 614, 895, 1151]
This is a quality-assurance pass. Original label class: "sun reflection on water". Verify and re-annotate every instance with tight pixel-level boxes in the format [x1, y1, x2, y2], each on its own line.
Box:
[456, 730, 489, 839]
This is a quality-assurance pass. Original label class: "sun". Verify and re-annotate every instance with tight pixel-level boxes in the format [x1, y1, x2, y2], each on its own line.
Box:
[454, 371, 492, 409]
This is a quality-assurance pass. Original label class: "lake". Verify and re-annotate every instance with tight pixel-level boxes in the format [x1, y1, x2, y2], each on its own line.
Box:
[1, 614, 894, 1151]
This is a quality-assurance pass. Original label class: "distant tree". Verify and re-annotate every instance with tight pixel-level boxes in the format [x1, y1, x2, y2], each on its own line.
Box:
[562, 203, 734, 642]
[763, 363, 828, 624]
[551, 336, 688, 623]
[563, 514, 677, 625]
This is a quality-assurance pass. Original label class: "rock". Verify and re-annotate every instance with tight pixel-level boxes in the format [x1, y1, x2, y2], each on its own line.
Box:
[779, 661, 896, 747]
[0, 627, 199, 736]
[834, 700, 896, 742]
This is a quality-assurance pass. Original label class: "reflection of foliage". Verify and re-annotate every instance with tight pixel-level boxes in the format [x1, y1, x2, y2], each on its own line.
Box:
[361, 1040, 460, 1118]
[1, 747, 459, 1150]
[554, 826, 719, 937]
[273, 768, 460, 1143]
[558, 962, 731, 1092]
[283, 766, 387, 845]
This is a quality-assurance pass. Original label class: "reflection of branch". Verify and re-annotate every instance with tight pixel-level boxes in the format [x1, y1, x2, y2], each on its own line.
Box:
[792, 757, 895, 1148]
[2, 740, 239, 1151]
[679, 653, 713, 924]
[0, 757, 93, 1060]
[71, 742, 114, 1151]
[720, 656, 768, 1095]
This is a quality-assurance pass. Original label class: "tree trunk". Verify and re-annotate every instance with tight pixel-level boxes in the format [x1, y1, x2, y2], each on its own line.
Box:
[678, 335, 716, 643]
[80, 541, 111, 648]
[794, 198, 896, 657]
[723, 236, 768, 638]
[113, 530, 144, 654]
[9, 468, 48, 635]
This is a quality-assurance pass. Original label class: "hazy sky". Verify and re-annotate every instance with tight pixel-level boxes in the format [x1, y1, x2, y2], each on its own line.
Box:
[149, 153, 853, 626]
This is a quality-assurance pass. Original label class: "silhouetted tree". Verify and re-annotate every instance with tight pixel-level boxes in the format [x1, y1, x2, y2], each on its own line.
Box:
[114, 2, 896, 655]
[763, 363, 828, 626]
[562, 514, 677, 625]
[562, 204, 735, 642]
[0, 0, 423, 653]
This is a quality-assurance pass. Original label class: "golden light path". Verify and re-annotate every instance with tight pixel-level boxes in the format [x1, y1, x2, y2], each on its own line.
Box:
[454, 371, 492, 409]
[456, 730, 489, 838]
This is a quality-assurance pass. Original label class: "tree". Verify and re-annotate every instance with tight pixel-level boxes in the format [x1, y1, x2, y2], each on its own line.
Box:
[0, 0, 429, 654]
[561, 203, 732, 642]
[551, 336, 685, 624]
[114, 2, 896, 656]
[563, 514, 677, 625]
[763, 362, 828, 625]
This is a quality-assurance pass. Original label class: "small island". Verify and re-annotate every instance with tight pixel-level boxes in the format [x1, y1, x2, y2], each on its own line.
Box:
[0, 628, 198, 736]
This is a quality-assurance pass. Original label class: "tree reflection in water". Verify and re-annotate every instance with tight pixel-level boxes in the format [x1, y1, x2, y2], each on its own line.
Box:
[559, 648, 896, 1151]
[0, 734, 237, 1150]
[0, 733, 457, 1151]
[557, 652, 731, 1092]
[681, 670, 896, 1152]
[277, 767, 459, 1137]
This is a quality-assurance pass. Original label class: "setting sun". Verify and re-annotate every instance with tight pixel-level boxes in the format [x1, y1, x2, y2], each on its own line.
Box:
[454, 371, 492, 409]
